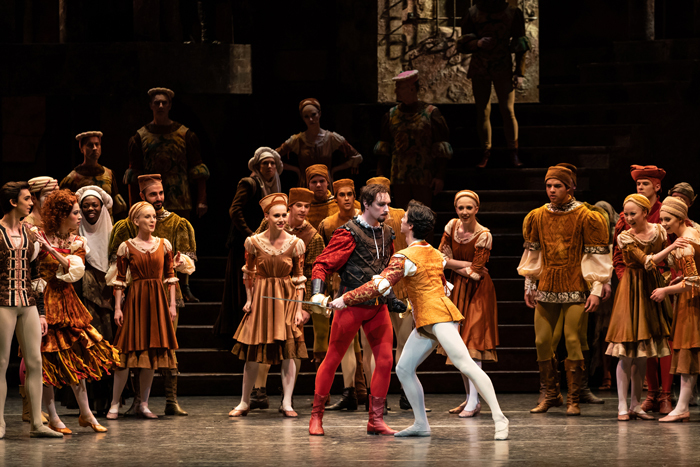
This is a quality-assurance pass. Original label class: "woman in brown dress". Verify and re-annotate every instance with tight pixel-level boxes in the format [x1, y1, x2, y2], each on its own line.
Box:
[277, 98, 363, 186]
[229, 193, 310, 418]
[108, 201, 180, 420]
[605, 194, 677, 421]
[439, 190, 498, 418]
[651, 197, 700, 422]
[38, 189, 119, 434]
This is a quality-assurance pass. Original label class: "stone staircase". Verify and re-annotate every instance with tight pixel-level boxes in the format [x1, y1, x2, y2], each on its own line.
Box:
[163, 38, 700, 397]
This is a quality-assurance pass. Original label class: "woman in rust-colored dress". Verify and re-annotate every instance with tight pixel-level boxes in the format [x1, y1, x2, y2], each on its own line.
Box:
[229, 193, 310, 418]
[107, 201, 180, 420]
[38, 189, 119, 434]
[438, 190, 498, 418]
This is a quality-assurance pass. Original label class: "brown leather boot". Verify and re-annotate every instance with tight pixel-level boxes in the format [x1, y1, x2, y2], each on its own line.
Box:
[124, 369, 142, 417]
[163, 369, 188, 416]
[367, 396, 397, 435]
[531, 359, 564, 413]
[658, 391, 673, 415]
[476, 148, 491, 168]
[641, 389, 659, 412]
[309, 393, 328, 436]
[355, 352, 368, 405]
[538, 376, 546, 404]
[565, 359, 584, 416]
[580, 351, 604, 404]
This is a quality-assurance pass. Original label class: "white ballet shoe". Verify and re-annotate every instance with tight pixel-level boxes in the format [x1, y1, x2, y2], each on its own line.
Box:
[394, 424, 431, 437]
[494, 417, 509, 441]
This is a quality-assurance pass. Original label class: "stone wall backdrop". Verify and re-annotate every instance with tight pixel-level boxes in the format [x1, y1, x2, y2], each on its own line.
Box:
[378, 0, 539, 103]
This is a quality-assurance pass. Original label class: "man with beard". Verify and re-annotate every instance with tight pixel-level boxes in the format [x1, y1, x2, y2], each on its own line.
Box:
[60, 131, 127, 217]
[108, 174, 196, 417]
[316, 179, 366, 411]
[457, 0, 530, 168]
[308, 183, 402, 436]
[374, 70, 452, 210]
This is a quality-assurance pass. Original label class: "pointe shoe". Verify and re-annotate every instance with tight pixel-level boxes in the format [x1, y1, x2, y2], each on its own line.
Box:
[494, 418, 509, 441]
[659, 412, 690, 423]
[459, 402, 481, 418]
[79, 415, 108, 433]
[394, 426, 431, 437]
[229, 407, 250, 417]
[30, 425, 63, 438]
[449, 401, 467, 414]
[617, 413, 630, 421]
[628, 410, 654, 421]
[137, 406, 158, 419]
[48, 423, 72, 435]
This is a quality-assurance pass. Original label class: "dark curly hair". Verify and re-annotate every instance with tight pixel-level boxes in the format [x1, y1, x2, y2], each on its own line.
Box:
[42, 189, 78, 236]
[406, 200, 436, 240]
[359, 183, 390, 212]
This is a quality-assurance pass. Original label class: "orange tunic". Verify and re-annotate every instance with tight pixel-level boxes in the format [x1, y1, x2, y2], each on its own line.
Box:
[39, 235, 119, 387]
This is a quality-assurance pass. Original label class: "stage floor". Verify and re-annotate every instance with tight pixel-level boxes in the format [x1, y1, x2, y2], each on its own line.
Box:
[1, 393, 699, 466]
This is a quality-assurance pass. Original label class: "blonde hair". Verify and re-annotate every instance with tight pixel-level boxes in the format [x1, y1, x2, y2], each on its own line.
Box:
[129, 201, 155, 225]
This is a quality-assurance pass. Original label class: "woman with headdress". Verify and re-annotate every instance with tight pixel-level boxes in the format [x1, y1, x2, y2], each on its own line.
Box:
[214, 147, 284, 337]
[277, 98, 363, 186]
[38, 189, 119, 434]
[107, 201, 181, 420]
[650, 197, 700, 422]
[228, 193, 310, 418]
[75, 185, 114, 416]
[438, 190, 498, 418]
[605, 194, 679, 421]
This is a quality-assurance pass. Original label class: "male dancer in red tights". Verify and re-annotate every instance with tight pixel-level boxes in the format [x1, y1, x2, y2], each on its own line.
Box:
[308, 183, 404, 436]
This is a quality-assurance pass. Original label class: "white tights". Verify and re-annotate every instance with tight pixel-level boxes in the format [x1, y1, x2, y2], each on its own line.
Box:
[235, 360, 297, 411]
[462, 361, 483, 411]
[396, 322, 506, 431]
[616, 356, 647, 415]
[0, 306, 45, 435]
[361, 313, 414, 388]
[110, 367, 156, 414]
[669, 374, 698, 416]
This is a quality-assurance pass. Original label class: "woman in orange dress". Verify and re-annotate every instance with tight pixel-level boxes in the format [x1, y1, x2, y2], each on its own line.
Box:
[107, 201, 180, 420]
[650, 197, 700, 422]
[439, 190, 498, 418]
[38, 189, 119, 434]
[605, 194, 676, 421]
[229, 193, 310, 418]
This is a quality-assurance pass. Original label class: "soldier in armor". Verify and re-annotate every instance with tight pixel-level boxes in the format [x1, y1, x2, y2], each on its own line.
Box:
[308, 183, 405, 436]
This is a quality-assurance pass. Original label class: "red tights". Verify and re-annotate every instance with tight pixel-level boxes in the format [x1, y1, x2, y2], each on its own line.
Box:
[315, 305, 393, 397]
[647, 342, 673, 392]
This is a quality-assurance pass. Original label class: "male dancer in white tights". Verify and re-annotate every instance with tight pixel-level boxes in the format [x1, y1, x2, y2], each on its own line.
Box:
[329, 200, 509, 440]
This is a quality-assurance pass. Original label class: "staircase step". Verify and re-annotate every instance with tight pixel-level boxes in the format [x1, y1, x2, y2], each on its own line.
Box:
[444, 167, 602, 191]
[194, 256, 227, 279]
[179, 301, 220, 326]
[189, 278, 224, 303]
[613, 40, 673, 62]
[579, 60, 699, 84]
[540, 82, 687, 104]
[447, 146, 611, 171]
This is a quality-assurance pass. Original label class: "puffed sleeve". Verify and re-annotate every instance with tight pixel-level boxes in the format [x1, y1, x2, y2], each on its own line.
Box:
[612, 214, 629, 280]
[55, 236, 87, 283]
[329, 132, 362, 165]
[108, 242, 130, 290]
[342, 254, 409, 306]
[162, 239, 179, 284]
[581, 210, 614, 297]
[242, 236, 257, 279]
[290, 239, 307, 290]
[174, 218, 197, 262]
[517, 210, 542, 290]
[671, 240, 700, 295]
[468, 231, 493, 280]
[108, 218, 137, 263]
[275, 133, 301, 159]
[438, 219, 456, 259]
[185, 131, 210, 181]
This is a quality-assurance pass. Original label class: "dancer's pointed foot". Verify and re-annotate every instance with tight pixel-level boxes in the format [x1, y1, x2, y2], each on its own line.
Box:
[394, 424, 431, 437]
[448, 401, 467, 414]
[494, 417, 509, 441]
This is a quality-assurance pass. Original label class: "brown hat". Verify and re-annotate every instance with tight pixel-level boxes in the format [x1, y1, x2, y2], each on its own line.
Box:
[306, 164, 330, 186]
[333, 179, 355, 195]
[660, 196, 688, 220]
[299, 98, 321, 114]
[75, 131, 103, 144]
[669, 182, 697, 206]
[556, 163, 577, 187]
[138, 174, 163, 193]
[366, 176, 391, 192]
[630, 165, 666, 185]
[288, 188, 314, 206]
[260, 193, 289, 214]
[545, 166, 574, 188]
[148, 87, 174, 100]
